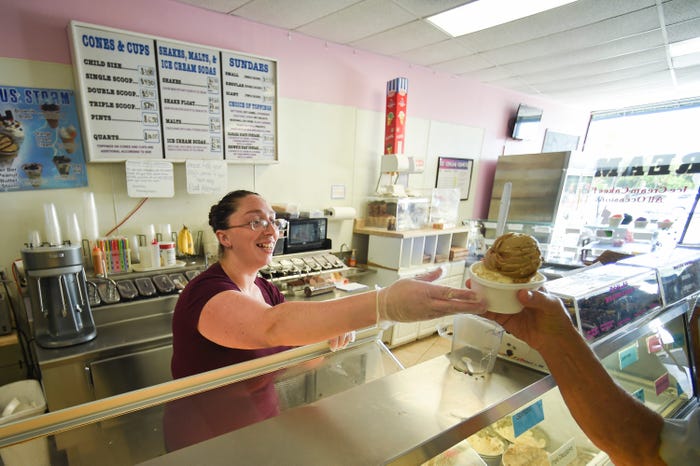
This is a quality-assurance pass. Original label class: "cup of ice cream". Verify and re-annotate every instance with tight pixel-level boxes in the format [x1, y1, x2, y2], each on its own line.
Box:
[469, 233, 545, 314]
[53, 155, 71, 176]
[40, 103, 60, 128]
[59, 125, 77, 153]
[658, 219, 673, 230]
[467, 429, 506, 466]
[0, 110, 24, 163]
[608, 214, 623, 227]
[634, 217, 648, 229]
[22, 163, 43, 187]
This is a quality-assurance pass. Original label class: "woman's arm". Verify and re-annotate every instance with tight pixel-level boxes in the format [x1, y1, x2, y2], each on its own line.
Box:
[199, 272, 486, 349]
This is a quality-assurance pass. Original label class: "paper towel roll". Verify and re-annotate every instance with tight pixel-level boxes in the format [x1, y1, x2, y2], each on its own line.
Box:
[325, 207, 357, 220]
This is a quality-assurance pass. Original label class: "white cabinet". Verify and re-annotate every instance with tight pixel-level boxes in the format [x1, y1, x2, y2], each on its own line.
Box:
[353, 224, 469, 347]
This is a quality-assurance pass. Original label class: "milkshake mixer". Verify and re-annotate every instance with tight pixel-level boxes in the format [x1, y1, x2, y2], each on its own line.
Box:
[21, 244, 97, 348]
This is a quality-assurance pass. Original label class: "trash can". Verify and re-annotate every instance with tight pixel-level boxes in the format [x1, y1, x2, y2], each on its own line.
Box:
[0, 380, 49, 466]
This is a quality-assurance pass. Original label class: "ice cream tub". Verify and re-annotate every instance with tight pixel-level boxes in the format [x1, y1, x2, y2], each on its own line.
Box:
[469, 262, 546, 314]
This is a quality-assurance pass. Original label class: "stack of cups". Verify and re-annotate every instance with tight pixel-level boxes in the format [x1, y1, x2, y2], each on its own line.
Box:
[140, 224, 159, 268]
[66, 212, 82, 247]
[43, 203, 62, 246]
[83, 192, 99, 244]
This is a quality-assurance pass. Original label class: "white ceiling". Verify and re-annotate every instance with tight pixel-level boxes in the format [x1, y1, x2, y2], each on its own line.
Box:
[176, 0, 700, 111]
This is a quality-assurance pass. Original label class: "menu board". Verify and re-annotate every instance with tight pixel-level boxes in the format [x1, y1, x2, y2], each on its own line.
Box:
[69, 23, 163, 161]
[157, 41, 223, 160]
[221, 51, 277, 162]
[69, 21, 278, 164]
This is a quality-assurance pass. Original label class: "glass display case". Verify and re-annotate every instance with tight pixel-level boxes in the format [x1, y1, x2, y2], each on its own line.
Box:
[366, 196, 430, 231]
[419, 300, 696, 466]
[618, 246, 700, 307]
[544, 263, 662, 342]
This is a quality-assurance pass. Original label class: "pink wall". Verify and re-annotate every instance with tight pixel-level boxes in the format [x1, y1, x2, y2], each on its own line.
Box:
[1, 0, 590, 217]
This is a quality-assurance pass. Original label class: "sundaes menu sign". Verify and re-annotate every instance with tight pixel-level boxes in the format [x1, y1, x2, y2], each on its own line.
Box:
[68, 21, 277, 163]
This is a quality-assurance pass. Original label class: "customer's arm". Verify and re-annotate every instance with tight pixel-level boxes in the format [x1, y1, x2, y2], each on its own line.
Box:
[484, 290, 666, 466]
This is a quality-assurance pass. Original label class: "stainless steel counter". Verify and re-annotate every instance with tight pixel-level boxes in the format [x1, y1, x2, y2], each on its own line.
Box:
[138, 356, 552, 466]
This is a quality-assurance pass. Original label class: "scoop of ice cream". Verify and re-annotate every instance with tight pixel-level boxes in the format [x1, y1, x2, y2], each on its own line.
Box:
[467, 430, 506, 456]
[483, 233, 542, 283]
[59, 125, 77, 141]
[0, 110, 24, 143]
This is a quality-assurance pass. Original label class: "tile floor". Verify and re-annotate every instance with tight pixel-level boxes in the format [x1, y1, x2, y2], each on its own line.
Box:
[390, 334, 451, 368]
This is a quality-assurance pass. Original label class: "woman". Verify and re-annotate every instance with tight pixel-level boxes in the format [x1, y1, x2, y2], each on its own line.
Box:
[165, 190, 486, 450]
[171, 189, 486, 378]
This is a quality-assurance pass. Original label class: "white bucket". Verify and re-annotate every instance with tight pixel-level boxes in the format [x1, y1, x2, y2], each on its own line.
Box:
[0, 380, 49, 466]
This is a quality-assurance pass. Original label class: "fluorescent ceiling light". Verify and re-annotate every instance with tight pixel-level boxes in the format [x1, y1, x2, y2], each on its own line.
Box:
[669, 37, 700, 57]
[427, 0, 578, 37]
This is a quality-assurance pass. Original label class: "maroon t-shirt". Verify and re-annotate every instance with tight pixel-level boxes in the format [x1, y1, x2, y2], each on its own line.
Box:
[165, 263, 291, 452]
[171, 262, 289, 378]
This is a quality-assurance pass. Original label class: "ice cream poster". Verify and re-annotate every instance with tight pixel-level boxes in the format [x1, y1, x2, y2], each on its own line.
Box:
[0, 85, 88, 192]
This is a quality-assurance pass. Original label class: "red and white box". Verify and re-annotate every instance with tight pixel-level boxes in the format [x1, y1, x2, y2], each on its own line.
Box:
[384, 77, 408, 155]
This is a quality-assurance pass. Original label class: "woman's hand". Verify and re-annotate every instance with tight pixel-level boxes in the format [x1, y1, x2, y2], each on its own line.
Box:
[328, 331, 356, 352]
[377, 273, 486, 323]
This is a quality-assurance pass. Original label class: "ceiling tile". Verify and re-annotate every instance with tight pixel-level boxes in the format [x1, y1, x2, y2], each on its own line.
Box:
[431, 54, 496, 75]
[176, 0, 248, 13]
[666, 17, 700, 43]
[662, 0, 700, 24]
[350, 20, 450, 55]
[394, 39, 474, 66]
[392, 0, 471, 17]
[296, 0, 417, 44]
[230, 0, 360, 29]
[485, 31, 666, 77]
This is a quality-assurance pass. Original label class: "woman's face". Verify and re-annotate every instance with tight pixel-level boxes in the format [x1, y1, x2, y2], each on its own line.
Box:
[217, 194, 280, 267]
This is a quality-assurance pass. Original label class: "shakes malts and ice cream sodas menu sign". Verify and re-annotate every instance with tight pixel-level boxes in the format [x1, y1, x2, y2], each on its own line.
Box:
[69, 21, 277, 164]
[157, 41, 223, 160]
[0, 86, 88, 192]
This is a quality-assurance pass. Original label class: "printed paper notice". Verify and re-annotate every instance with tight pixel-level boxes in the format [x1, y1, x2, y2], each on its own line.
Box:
[125, 160, 174, 197]
[185, 159, 227, 194]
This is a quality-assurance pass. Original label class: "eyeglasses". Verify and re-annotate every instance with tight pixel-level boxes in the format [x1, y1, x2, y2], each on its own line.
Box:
[224, 218, 288, 232]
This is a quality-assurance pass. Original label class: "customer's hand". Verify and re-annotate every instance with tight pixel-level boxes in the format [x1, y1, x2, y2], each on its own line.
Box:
[480, 289, 576, 351]
[377, 270, 486, 323]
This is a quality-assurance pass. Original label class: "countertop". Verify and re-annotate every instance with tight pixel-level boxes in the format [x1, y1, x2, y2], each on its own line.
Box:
[139, 355, 553, 466]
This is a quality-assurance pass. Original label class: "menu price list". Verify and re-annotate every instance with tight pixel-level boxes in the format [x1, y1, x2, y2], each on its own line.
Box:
[157, 41, 223, 160]
[70, 24, 164, 160]
[222, 52, 276, 161]
[70, 22, 278, 163]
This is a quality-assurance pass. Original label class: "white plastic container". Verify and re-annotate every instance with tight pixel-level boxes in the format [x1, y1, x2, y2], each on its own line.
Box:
[159, 241, 177, 267]
[469, 262, 546, 314]
[0, 380, 49, 466]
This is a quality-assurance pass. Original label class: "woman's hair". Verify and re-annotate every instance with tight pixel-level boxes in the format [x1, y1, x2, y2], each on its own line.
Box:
[208, 190, 259, 233]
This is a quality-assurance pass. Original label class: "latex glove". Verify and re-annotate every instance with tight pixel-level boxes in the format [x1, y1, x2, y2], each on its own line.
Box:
[328, 330, 356, 352]
[377, 269, 486, 323]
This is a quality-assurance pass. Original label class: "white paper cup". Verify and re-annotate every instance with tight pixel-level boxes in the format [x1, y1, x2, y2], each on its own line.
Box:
[469, 262, 546, 314]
